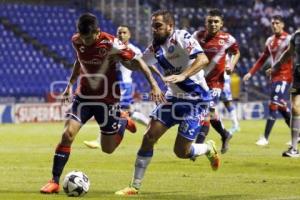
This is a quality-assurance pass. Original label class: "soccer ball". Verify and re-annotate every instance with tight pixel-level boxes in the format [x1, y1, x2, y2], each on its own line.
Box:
[63, 171, 90, 197]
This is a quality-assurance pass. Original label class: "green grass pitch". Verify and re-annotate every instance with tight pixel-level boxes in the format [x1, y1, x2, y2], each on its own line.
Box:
[0, 119, 300, 200]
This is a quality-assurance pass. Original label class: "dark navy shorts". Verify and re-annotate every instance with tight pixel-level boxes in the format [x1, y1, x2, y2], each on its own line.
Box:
[66, 96, 121, 134]
[270, 81, 290, 106]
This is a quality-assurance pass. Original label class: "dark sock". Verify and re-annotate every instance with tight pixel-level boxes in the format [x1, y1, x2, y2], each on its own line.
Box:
[264, 106, 277, 139]
[52, 144, 71, 184]
[210, 119, 229, 139]
[278, 106, 291, 127]
[264, 119, 276, 140]
[195, 121, 210, 143]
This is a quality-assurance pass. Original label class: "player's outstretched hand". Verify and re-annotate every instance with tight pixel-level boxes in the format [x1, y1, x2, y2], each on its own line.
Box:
[150, 86, 166, 104]
[225, 64, 233, 74]
[61, 85, 73, 104]
[164, 74, 186, 84]
[243, 73, 252, 81]
[265, 68, 272, 77]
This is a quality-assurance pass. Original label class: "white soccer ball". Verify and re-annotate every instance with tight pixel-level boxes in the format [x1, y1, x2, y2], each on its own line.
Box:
[63, 170, 90, 197]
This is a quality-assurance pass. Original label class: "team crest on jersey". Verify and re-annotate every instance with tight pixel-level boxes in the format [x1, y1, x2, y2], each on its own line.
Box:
[79, 46, 85, 53]
[168, 46, 175, 53]
[99, 48, 108, 57]
[218, 39, 225, 45]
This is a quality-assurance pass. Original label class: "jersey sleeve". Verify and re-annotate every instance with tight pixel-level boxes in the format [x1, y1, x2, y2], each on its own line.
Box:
[227, 35, 239, 54]
[142, 45, 157, 66]
[111, 38, 136, 61]
[132, 45, 143, 58]
[249, 46, 270, 75]
[177, 30, 204, 59]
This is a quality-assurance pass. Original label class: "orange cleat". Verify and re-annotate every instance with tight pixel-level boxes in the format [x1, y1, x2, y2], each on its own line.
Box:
[40, 180, 60, 194]
[121, 111, 137, 133]
[205, 140, 221, 171]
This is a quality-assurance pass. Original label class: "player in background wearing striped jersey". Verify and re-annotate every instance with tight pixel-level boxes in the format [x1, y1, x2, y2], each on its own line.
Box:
[270, 29, 300, 157]
[115, 10, 220, 196]
[193, 9, 240, 154]
[243, 15, 292, 146]
[40, 13, 164, 194]
[83, 25, 150, 149]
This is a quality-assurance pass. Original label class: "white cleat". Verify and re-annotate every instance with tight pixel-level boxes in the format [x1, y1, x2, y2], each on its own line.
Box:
[228, 126, 240, 135]
[255, 137, 269, 146]
[83, 140, 100, 149]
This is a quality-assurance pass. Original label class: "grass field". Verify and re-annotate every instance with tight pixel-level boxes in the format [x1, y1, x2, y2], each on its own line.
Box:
[0, 119, 300, 200]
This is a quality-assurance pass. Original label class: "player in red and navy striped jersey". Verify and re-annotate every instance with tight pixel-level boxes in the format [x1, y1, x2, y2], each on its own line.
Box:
[193, 8, 240, 154]
[243, 15, 292, 146]
[40, 13, 164, 194]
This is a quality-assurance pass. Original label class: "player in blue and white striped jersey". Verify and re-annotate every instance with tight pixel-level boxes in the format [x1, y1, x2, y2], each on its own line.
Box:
[116, 10, 220, 196]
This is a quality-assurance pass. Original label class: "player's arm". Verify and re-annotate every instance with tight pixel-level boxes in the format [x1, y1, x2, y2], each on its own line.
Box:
[243, 48, 270, 81]
[164, 53, 209, 84]
[62, 59, 81, 103]
[149, 65, 166, 82]
[226, 50, 240, 74]
[271, 41, 294, 73]
[130, 57, 166, 103]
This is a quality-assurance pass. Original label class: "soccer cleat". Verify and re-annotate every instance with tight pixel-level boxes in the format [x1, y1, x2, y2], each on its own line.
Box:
[205, 140, 220, 171]
[115, 186, 139, 196]
[40, 180, 60, 194]
[121, 111, 137, 133]
[282, 147, 300, 157]
[228, 126, 240, 135]
[255, 137, 269, 146]
[83, 140, 100, 149]
[221, 133, 232, 154]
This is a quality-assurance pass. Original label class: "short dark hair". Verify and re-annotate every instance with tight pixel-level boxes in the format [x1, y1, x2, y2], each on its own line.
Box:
[208, 8, 224, 20]
[118, 25, 131, 32]
[151, 9, 175, 26]
[272, 15, 284, 23]
[77, 13, 98, 35]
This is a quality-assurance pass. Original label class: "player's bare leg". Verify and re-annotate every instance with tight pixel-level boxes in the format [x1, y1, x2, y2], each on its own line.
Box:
[115, 119, 167, 195]
[174, 134, 220, 170]
[223, 101, 240, 134]
[40, 119, 81, 194]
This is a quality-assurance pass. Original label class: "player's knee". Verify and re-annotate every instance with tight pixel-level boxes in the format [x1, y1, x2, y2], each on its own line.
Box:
[173, 147, 189, 159]
[62, 129, 76, 143]
[292, 105, 300, 116]
[269, 103, 278, 111]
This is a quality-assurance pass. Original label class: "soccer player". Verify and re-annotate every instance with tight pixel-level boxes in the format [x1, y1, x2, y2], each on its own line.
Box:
[40, 13, 164, 194]
[243, 15, 292, 146]
[83, 25, 150, 149]
[193, 9, 240, 153]
[270, 28, 300, 157]
[115, 10, 220, 195]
